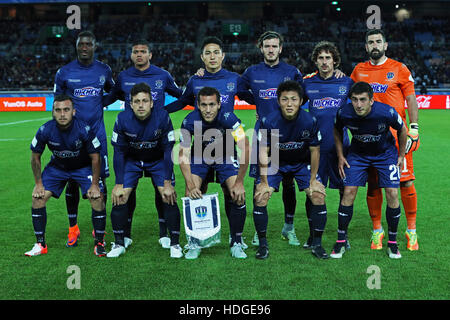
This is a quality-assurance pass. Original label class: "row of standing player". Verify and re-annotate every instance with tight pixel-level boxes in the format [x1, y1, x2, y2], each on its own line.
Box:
[25, 29, 420, 259]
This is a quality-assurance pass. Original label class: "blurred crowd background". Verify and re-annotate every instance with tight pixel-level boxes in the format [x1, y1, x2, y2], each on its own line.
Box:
[0, 1, 448, 92]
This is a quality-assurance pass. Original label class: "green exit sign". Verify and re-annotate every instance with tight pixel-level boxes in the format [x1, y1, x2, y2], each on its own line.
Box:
[222, 23, 249, 36]
[47, 26, 68, 38]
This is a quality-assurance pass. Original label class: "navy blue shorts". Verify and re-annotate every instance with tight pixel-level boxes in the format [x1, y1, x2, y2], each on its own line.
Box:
[256, 162, 321, 192]
[318, 150, 344, 190]
[123, 159, 175, 189]
[343, 152, 400, 188]
[191, 160, 239, 185]
[42, 164, 105, 198]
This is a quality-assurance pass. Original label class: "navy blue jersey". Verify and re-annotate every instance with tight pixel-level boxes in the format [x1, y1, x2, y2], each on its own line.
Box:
[259, 109, 321, 165]
[30, 117, 101, 171]
[166, 68, 240, 113]
[238, 61, 303, 119]
[54, 59, 114, 139]
[180, 109, 245, 163]
[335, 101, 404, 157]
[111, 108, 175, 184]
[303, 73, 353, 152]
[105, 65, 182, 111]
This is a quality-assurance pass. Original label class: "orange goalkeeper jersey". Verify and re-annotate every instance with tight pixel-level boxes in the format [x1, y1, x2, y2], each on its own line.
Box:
[351, 58, 416, 121]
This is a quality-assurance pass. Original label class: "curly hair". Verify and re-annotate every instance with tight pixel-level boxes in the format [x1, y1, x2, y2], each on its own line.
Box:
[311, 41, 341, 69]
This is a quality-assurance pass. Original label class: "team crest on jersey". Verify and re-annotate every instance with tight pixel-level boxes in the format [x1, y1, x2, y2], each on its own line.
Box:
[386, 72, 395, 80]
[284, 76, 291, 82]
[302, 130, 310, 138]
[339, 86, 348, 95]
[377, 123, 386, 133]
[226, 82, 235, 92]
[74, 139, 82, 149]
[155, 80, 163, 89]
[99, 75, 105, 85]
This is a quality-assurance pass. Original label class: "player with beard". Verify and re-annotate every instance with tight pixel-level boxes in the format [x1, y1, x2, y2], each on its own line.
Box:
[351, 29, 420, 251]
[238, 31, 304, 248]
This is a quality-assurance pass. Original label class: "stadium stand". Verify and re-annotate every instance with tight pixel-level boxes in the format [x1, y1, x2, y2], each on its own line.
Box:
[0, 2, 448, 91]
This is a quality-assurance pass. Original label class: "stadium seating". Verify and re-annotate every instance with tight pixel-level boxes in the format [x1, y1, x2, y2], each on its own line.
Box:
[0, 15, 448, 91]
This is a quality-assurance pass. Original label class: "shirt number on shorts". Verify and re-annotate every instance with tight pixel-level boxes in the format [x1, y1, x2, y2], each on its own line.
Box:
[389, 165, 400, 181]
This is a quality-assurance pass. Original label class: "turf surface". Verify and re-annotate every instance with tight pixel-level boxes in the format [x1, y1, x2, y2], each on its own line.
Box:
[0, 110, 448, 300]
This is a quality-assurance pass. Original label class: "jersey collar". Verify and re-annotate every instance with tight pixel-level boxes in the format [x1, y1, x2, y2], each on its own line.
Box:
[369, 56, 388, 66]
[76, 59, 95, 68]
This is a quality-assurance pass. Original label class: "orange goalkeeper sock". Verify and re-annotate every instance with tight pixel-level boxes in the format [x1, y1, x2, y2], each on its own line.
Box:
[401, 184, 417, 230]
[367, 187, 383, 230]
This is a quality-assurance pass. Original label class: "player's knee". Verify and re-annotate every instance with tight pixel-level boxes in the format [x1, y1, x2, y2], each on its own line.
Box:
[32, 197, 47, 209]
[400, 180, 414, 188]
[90, 195, 105, 211]
[341, 187, 357, 205]
[309, 192, 325, 205]
[254, 194, 269, 207]
[384, 188, 399, 206]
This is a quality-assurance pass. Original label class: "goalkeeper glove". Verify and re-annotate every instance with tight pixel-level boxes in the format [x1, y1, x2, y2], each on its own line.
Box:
[405, 123, 420, 154]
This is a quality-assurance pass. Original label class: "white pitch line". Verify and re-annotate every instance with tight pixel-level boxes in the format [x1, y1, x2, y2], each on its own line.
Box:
[0, 138, 30, 141]
[0, 117, 50, 127]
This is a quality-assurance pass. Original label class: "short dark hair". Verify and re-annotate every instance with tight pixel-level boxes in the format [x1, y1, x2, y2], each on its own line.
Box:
[131, 39, 151, 51]
[311, 40, 341, 68]
[53, 94, 73, 108]
[258, 31, 284, 48]
[76, 31, 96, 44]
[197, 86, 221, 104]
[365, 29, 386, 42]
[276, 80, 304, 101]
[201, 36, 223, 52]
[130, 82, 152, 100]
[349, 81, 374, 100]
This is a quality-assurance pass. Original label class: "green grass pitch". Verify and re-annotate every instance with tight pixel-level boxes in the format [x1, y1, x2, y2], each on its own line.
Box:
[0, 109, 449, 300]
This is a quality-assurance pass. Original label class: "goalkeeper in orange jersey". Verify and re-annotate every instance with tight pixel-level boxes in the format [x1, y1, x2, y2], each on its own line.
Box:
[351, 29, 420, 251]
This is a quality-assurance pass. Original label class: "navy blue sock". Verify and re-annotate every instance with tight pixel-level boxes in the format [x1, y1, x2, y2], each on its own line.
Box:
[155, 185, 167, 238]
[253, 205, 268, 247]
[386, 206, 401, 243]
[337, 204, 353, 241]
[125, 188, 136, 238]
[282, 179, 296, 224]
[111, 204, 128, 246]
[305, 197, 313, 238]
[32, 207, 47, 246]
[163, 203, 181, 246]
[311, 204, 327, 246]
[92, 208, 106, 243]
[102, 179, 108, 206]
[230, 202, 246, 245]
[65, 181, 79, 227]
[224, 192, 234, 238]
